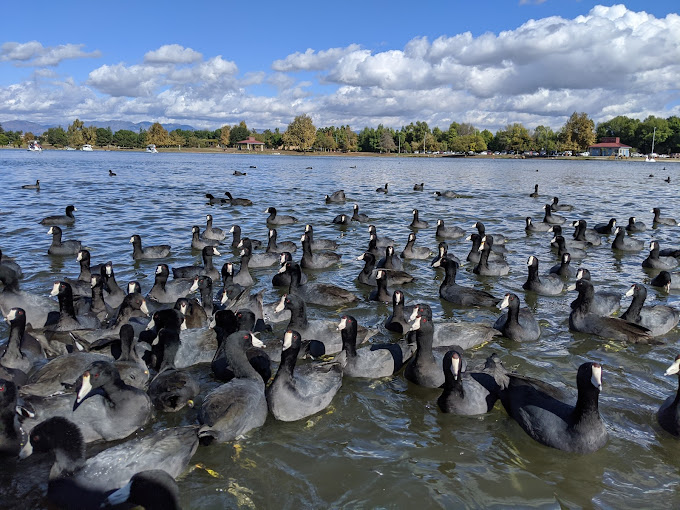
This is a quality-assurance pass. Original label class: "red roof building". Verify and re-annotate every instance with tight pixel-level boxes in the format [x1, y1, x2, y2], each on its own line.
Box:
[589, 137, 631, 157]
[236, 136, 265, 151]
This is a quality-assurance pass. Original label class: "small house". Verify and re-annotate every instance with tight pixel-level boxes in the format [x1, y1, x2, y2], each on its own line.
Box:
[589, 137, 631, 157]
[235, 137, 265, 151]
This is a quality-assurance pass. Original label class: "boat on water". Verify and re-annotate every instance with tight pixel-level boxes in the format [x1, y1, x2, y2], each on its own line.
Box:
[646, 127, 656, 162]
[146, 144, 158, 153]
[27, 141, 42, 152]
[65, 146, 76, 151]
[81, 144, 93, 151]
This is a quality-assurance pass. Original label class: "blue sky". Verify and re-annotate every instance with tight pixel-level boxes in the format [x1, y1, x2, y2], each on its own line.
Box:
[1, 1, 679, 132]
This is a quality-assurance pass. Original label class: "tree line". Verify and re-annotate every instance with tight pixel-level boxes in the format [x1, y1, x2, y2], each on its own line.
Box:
[1, 112, 678, 155]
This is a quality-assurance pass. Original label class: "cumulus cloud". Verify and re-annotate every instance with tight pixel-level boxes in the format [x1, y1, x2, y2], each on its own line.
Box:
[144, 44, 203, 64]
[3, 5, 680, 132]
[0, 41, 100, 66]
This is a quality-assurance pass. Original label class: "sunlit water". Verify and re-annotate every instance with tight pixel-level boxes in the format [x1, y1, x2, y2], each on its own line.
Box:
[1, 150, 679, 509]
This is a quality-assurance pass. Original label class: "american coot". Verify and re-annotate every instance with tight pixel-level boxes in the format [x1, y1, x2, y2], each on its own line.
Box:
[174, 297, 208, 329]
[172, 245, 221, 279]
[436, 219, 465, 239]
[148, 329, 200, 412]
[408, 303, 500, 350]
[431, 242, 461, 268]
[571, 268, 621, 316]
[47, 226, 82, 256]
[0, 269, 58, 331]
[333, 214, 350, 225]
[376, 183, 388, 193]
[550, 196, 573, 212]
[612, 227, 644, 252]
[522, 256, 563, 296]
[40, 205, 77, 226]
[658, 355, 680, 436]
[437, 350, 507, 415]
[404, 315, 444, 388]
[300, 233, 341, 269]
[500, 362, 608, 453]
[274, 294, 372, 355]
[325, 190, 346, 203]
[272, 252, 306, 287]
[549, 252, 576, 280]
[203, 214, 226, 241]
[337, 315, 413, 379]
[265, 206, 298, 225]
[494, 293, 541, 342]
[105, 470, 181, 510]
[473, 237, 509, 276]
[191, 225, 219, 250]
[626, 216, 647, 233]
[351, 204, 370, 223]
[553, 235, 586, 260]
[266, 330, 342, 421]
[108, 169, 116, 177]
[211, 311, 271, 382]
[652, 207, 679, 226]
[229, 224, 261, 249]
[620, 283, 679, 337]
[205, 193, 227, 205]
[0, 249, 22, 279]
[549, 225, 588, 251]
[368, 225, 395, 248]
[434, 190, 460, 198]
[642, 241, 679, 270]
[130, 234, 171, 260]
[231, 250, 255, 287]
[147, 264, 194, 303]
[543, 204, 566, 225]
[465, 234, 504, 264]
[356, 252, 413, 287]
[22, 179, 40, 190]
[529, 184, 539, 198]
[434, 257, 500, 308]
[265, 228, 297, 253]
[0, 379, 22, 455]
[410, 209, 429, 229]
[304, 224, 338, 251]
[378, 245, 404, 270]
[414, 183, 424, 191]
[21, 360, 152, 443]
[384, 290, 413, 334]
[284, 262, 358, 307]
[650, 271, 680, 292]
[594, 218, 617, 235]
[198, 331, 268, 444]
[101, 262, 126, 308]
[189, 275, 215, 318]
[572, 220, 601, 246]
[19, 417, 198, 507]
[1, 307, 45, 376]
[239, 238, 278, 268]
[401, 232, 431, 260]
[46, 281, 100, 331]
[224, 191, 252, 206]
[368, 269, 394, 303]
[474, 221, 506, 246]
[569, 279, 651, 343]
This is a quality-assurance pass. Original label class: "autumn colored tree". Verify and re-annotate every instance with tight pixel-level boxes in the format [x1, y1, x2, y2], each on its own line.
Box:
[283, 114, 316, 151]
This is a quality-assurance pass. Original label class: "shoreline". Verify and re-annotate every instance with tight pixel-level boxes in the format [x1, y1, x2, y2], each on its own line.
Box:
[3, 145, 679, 162]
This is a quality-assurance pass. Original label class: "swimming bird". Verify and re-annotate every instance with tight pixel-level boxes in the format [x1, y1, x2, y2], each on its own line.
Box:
[549, 252, 576, 280]
[543, 204, 565, 225]
[300, 233, 341, 269]
[522, 256, 563, 296]
[229, 224, 261, 249]
[658, 355, 680, 436]
[172, 245, 221, 279]
[569, 279, 651, 342]
[652, 207, 679, 226]
[284, 262, 358, 307]
[351, 204, 369, 223]
[40, 205, 77, 226]
[333, 214, 350, 225]
[499, 362, 608, 453]
[304, 224, 338, 251]
[224, 191, 253, 206]
[642, 241, 679, 270]
[404, 315, 444, 388]
[22, 179, 40, 190]
[436, 219, 465, 239]
[433, 257, 500, 308]
[266, 329, 342, 421]
[356, 252, 413, 287]
[437, 350, 507, 415]
[130, 234, 171, 260]
[626, 216, 647, 233]
[594, 218, 616, 235]
[529, 184, 539, 198]
[572, 220, 601, 246]
[191, 225, 219, 250]
[650, 271, 680, 292]
[325, 190, 346, 203]
[147, 264, 194, 303]
[265, 206, 297, 225]
[1, 307, 45, 376]
[410, 209, 429, 229]
[368, 225, 395, 248]
[376, 183, 388, 193]
[494, 293, 541, 342]
[368, 269, 393, 302]
[198, 330, 268, 444]
[414, 183, 424, 191]
[473, 221, 506, 246]
[570, 268, 620, 316]
[203, 214, 226, 241]
[620, 283, 679, 337]
[47, 226, 81, 256]
[239, 238, 278, 268]
[474, 237, 510, 276]
[401, 232, 431, 260]
[611, 226, 644, 252]
[550, 196, 573, 212]
[378, 245, 404, 270]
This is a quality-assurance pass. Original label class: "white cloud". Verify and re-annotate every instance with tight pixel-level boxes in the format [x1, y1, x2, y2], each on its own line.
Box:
[0, 41, 100, 66]
[144, 44, 203, 64]
[272, 44, 362, 72]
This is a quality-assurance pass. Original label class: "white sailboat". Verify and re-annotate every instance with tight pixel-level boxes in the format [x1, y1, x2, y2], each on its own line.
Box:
[645, 127, 656, 162]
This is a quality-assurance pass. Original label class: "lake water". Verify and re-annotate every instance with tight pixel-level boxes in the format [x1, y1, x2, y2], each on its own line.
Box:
[1, 149, 679, 509]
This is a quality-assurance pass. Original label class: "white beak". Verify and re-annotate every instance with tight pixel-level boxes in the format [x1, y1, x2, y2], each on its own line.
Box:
[50, 282, 60, 296]
[409, 316, 422, 331]
[76, 372, 93, 403]
[274, 295, 286, 313]
[499, 294, 510, 309]
[665, 359, 680, 376]
[282, 330, 293, 350]
[250, 332, 264, 348]
[337, 316, 347, 331]
[591, 364, 602, 391]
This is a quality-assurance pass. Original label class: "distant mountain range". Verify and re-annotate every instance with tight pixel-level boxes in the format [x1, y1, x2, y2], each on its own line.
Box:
[0, 119, 198, 134]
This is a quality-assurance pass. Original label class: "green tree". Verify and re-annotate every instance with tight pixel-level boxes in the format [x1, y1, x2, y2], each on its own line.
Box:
[83, 126, 97, 146]
[380, 130, 396, 153]
[0, 133, 7, 146]
[559, 112, 596, 152]
[229, 121, 249, 145]
[147, 122, 170, 147]
[96, 127, 112, 147]
[636, 116, 671, 154]
[219, 125, 231, 147]
[46, 127, 68, 147]
[533, 125, 558, 152]
[283, 114, 316, 151]
[169, 130, 184, 148]
[596, 115, 639, 146]
[67, 119, 84, 147]
[113, 129, 138, 148]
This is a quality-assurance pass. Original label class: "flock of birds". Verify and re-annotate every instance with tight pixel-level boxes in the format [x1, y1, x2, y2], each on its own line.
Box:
[3, 172, 680, 509]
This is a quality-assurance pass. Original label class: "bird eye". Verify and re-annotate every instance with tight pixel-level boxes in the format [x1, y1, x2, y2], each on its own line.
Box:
[0, 385, 4, 392]
[33, 434, 40, 442]
[93, 373, 99, 378]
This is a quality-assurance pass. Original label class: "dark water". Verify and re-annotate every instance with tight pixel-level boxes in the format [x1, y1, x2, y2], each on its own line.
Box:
[1, 149, 680, 509]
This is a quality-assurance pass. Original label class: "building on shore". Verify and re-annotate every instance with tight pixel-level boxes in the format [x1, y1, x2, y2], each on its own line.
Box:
[588, 137, 631, 157]
[235, 136, 265, 151]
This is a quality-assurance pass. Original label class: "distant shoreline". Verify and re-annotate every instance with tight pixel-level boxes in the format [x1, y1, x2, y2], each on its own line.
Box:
[3, 145, 679, 162]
